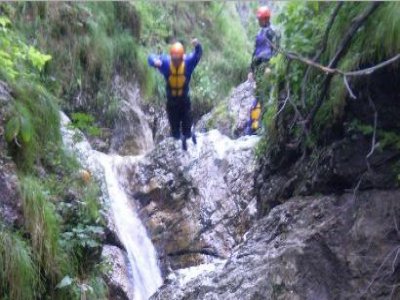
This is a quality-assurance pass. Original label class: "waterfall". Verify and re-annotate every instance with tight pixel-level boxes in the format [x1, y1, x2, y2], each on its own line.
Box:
[60, 112, 163, 300]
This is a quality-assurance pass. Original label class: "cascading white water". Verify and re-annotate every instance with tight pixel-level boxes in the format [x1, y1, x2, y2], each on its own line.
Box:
[60, 113, 162, 300]
[97, 154, 163, 300]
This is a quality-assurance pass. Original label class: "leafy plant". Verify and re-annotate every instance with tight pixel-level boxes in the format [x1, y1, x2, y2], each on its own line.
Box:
[20, 176, 62, 281]
[69, 112, 101, 137]
[0, 227, 42, 300]
[5, 102, 33, 144]
[27, 46, 52, 71]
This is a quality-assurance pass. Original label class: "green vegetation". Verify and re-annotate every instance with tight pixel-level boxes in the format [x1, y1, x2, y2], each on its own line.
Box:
[8, 2, 250, 125]
[136, 1, 251, 118]
[0, 3, 252, 298]
[69, 112, 101, 137]
[258, 2, 400, 152]
[0, 228, 41, 300]
[21, 177, 62, 281]
[0, 13, 107, 300]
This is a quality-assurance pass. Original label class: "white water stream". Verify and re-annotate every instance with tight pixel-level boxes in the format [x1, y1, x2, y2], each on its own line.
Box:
[60, 112, 162, 300]
[60, 110, 260, 299]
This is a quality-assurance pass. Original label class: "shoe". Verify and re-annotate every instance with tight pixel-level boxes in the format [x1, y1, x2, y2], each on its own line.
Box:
[182, 138, 187, 151]
[192, 133, 197, 145]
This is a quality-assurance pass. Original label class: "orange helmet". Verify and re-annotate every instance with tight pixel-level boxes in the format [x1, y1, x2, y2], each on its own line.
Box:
[257, 6, 271, 21]
[170, 42, 185, 58]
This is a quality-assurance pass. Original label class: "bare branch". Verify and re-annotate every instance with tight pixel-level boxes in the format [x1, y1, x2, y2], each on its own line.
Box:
[270, 40, 400, 78]
[274, 80, 290, 119]
[352, 174, 364, 202]
[345, 54, 400, 77]
[344, 75, 357, 99]
[328, 3, 381, 68]
[366, 95, 378, 169]
[319, 3, 344, 58]
[14, 137, 21, 148]
[307, 2, 382, 127]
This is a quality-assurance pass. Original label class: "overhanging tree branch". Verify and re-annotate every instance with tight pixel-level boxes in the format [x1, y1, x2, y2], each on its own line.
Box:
[306, 2, 382, 126]
[266, 3, 384, 130]
[270, 42, 400, 77]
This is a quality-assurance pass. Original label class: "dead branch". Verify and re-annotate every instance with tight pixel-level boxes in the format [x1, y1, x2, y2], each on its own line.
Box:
[344, 54, 400, 77]
[270, 61, 292, 120]
[344, 75, 357, 99]
[366, 95, 378, 169]
[306, 2, 382, 126]
[14, 137, 21, 148]
[351, 174, 364, 202]
[274, 75, 290, 119]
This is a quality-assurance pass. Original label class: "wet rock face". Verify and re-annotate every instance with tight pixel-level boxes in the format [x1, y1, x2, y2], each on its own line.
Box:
[198, 81, 255, 138]
[152, 190, 400, 300]
[148, 106, 170, 145]
[118, 130, 259, 274]
[256, 132, 400, 215]
[256, 67, 400, 215]
[0, 81, 23, 227]
[102, 245, 134, 300]
[109, 77, 154, 155]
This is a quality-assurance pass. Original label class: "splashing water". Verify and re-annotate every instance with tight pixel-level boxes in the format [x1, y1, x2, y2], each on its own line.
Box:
[60, 112, 162, 300]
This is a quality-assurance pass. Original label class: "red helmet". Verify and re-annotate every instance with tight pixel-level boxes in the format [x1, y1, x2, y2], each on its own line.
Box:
[170, 42, 185, 58]
[257, 6, 271, 21]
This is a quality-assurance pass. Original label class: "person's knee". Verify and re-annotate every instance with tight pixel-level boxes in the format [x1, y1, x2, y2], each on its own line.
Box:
[171, 132, 180, 139]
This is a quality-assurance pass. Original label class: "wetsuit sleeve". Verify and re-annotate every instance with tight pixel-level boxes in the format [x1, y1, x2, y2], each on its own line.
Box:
[186, 43, 203, 72]
[266, 27, 278, 55]
[272, 30, 280, 56]
[148, 54, 170, 77]
[148, 54, 160, 68]
[250, 33, 258, 72]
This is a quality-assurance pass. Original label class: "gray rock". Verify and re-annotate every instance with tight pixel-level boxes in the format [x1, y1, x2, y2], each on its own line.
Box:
[117, 130, 260, 274]
[147, 105, 170, 145]
[110, 76, 154, 155]
[256, 133, 400, 216]
[0, 81, 23, 227]
[198, 80, 255, 138]
[103, 209, 126, 251]
[152, 190, 400, 300]
[102, 245, 135, 300]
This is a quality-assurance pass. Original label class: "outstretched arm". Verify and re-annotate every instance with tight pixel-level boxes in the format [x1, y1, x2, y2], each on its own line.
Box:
[186, 39, 203, 69]
[148, 54, 170, 77]
[148, 54, 163, 68]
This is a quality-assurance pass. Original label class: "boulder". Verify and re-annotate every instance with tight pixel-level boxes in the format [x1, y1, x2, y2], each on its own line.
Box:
[117, 130, 260, 274]
[102, 245, 135, 300]
[198, 80, 255, 138]
[152, 190, 400, 300]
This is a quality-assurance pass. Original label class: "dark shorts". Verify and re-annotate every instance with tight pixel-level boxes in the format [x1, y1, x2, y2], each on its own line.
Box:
[166, 97, 192, 139]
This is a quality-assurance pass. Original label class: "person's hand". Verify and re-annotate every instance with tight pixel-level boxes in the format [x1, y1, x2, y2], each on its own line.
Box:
[154, 59, 162, 68]
[247, 72, 254, 81]
[191, 38, 199, 47]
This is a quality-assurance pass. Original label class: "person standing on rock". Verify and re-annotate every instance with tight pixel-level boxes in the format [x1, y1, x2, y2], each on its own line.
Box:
[148, 39, 202, 151]
[246, 6, 277, 135]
